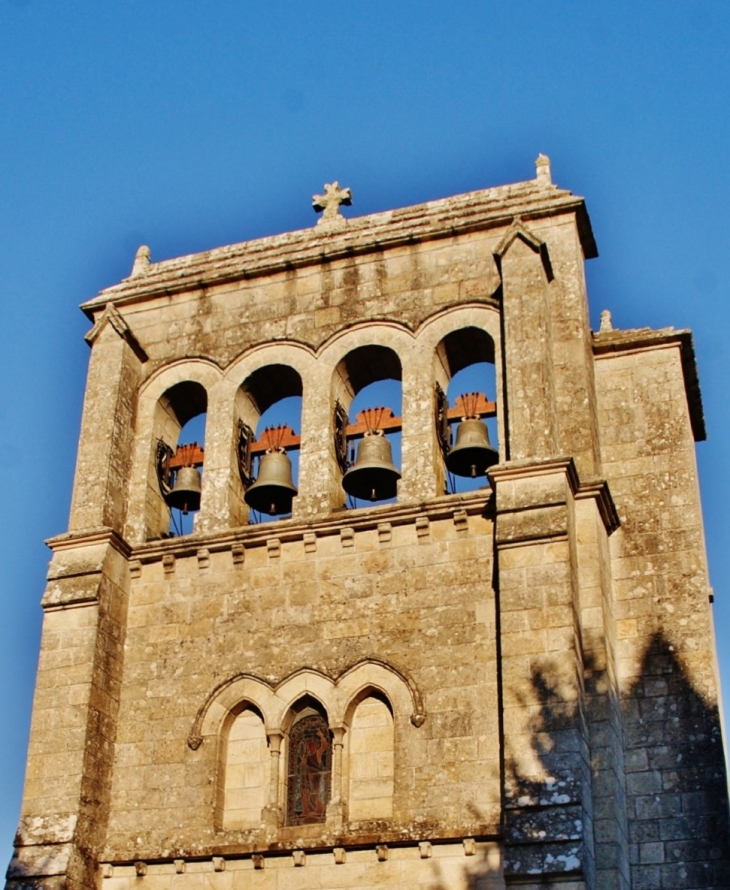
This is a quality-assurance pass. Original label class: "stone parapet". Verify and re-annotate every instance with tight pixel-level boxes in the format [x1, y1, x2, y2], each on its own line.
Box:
[81, 180, 595, 314]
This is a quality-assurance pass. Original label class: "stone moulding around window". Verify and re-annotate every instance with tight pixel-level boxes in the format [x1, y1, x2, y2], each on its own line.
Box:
[187, 658, 426, 750]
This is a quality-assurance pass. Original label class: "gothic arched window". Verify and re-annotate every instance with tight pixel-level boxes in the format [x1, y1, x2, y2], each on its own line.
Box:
[286, 711, 332, 825]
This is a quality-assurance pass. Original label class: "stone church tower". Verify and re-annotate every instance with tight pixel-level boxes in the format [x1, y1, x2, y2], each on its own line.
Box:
[7, 157, 730, 890]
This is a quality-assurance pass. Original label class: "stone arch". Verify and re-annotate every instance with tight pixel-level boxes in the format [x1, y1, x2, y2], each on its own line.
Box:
[273, 670, 336, 731]
[137, 357, 224, 408]
[318, 322, 415, 393]
[334, 661, 422, 825]
[217, 702, 270, 831]
[236, 363, 304, 520]
[224, 341, 318, 391]
[189, 661, 424, 833]
[334, 659, 425, 727]
[319, 326, 411, 508]
[416, 306, 504, 493]
[415, 303, 501, 356]
[189, 673, 278, 747]
[224, 343, 320, 522]
[188, 660, 424, 749]
[126, 359, 224, 542]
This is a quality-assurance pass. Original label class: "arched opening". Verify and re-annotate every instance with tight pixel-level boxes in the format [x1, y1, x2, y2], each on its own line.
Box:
[285, 696, 332, 826]
[333, 345, 403, 508]
[236, 365, 303, 523]
[151, 380, 208, 539]
[218, 703, 269, 831]
[435, 327, 499, 494]
[347, 690, 394, 822]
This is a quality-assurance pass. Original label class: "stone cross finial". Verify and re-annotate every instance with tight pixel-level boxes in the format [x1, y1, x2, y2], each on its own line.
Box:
[313, 182, 352, 225]
[535, 154, 552, 185]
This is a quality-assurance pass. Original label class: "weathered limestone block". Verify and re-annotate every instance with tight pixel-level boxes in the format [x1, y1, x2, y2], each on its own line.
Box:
[497, 224, 558, 462]
[70, 306, 146, 534]
[9, 530, 131, 890]
[491, 459, 594, 882]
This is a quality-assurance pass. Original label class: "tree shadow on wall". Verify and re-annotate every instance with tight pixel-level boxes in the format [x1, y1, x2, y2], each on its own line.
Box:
[416, 630, 730, 890]
[4, 638, 730, 890]
[498, 630, 730, 889]
[501, 653, 594, 886]
[623, 631, 730, 890]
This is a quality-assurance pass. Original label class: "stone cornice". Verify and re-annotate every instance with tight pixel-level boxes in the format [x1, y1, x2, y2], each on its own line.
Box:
[489, 455, 580, 490]
[593, 326, 706, 442]
[99, 836, 500, 869]
[45, 526, 132, 558]
[133, 490, 494, 563]
[489, 456, 619, 535]
[574, 477, 621, 534]
[81, 180, 596, 318]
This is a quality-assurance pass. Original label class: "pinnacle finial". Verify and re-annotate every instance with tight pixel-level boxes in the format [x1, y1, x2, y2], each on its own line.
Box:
[313, 182, 352, 227]
[599, 309, 613, 332]
[131, 245, 151, 277]
[535, 154, 552, 185]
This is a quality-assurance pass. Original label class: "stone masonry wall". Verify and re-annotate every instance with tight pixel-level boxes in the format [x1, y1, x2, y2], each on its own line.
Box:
[595, 332, 730, 890]
[104, 503, 499, 859]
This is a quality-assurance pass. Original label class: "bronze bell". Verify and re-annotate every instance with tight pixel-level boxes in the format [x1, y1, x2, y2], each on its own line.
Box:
[166, 465, 202, 514]
[446, 418, 499, 478]
[342, 431, 401, 501]
[244, 450, 298, 515]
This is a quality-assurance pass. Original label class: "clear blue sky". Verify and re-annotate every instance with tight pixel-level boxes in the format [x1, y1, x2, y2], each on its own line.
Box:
[1, 0, 728, 855]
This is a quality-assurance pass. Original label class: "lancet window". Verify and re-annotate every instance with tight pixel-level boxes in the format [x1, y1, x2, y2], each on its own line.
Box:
[286, 711, 332, 826]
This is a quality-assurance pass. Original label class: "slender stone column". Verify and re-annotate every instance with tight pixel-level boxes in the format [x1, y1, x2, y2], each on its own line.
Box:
[262, 731, 284, 827]
[327, 726, 347, 829]
[196, 378, 244, 534]
[294, 362, 342, 517]
[399, 344, 443, 502]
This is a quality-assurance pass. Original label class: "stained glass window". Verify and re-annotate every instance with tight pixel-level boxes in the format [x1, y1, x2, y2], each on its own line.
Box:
[286, 713, 332, 825]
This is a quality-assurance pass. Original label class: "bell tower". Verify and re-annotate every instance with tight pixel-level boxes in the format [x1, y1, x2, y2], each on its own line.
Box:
[7, 158, 730, 890]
